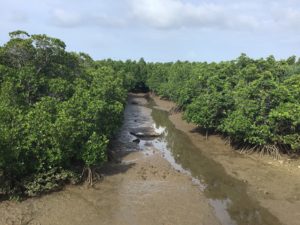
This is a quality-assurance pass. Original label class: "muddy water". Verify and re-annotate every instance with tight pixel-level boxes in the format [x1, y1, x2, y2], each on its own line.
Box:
[0, 93, 222, 225]
[0, 94, 286, 225]
[139, 100, 282, 225]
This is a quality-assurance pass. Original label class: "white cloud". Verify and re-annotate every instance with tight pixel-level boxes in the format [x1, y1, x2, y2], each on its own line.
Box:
[52, 9, 83, 27]
[2, 0, 300, 61]
[51, 8, 126, 28]
[272, 7, 300, 29]
[48, 0, 300, 32]
[10, 11, 29, 23]
[128, 0, 260, 30]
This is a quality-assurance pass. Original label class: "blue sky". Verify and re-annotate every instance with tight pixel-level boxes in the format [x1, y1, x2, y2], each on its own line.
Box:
[1, 0, 300, 62]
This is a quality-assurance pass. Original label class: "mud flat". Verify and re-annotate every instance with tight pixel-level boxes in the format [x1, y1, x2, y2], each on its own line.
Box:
[1, 93, 299, 225]
[152, 93, 300, 225]
[0, 93, 220, 225]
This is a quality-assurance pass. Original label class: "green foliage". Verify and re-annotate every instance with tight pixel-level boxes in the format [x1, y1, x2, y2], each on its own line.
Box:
[269, 103, 300, 150]
[0, 31, 131, 197]
[23, 168, 80, 197]
[1, 30, 300, 197]
[146, 54, 300, 153]
[97, 58, 148, 92]
[83, 133, 108, 167]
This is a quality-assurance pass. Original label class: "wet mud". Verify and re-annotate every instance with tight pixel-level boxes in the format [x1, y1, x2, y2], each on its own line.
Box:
[0, 93, 299, 225]
[0, 93, 219, 225]
[152, 93, 300, 225]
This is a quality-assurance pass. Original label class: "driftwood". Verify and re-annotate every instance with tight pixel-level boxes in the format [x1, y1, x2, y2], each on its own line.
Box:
[132, 138, 141, 143]
[130, 127, 162, 138]
[130, 131, 161, 138]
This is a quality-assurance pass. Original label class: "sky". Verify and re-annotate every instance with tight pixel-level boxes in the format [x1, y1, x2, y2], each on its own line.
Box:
[1, 0, 300, 62]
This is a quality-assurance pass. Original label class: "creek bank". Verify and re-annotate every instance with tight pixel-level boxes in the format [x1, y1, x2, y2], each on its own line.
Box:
[151, 93, 300, 225]
[1, 93, 299, 225]
[0, 93, 220, 225]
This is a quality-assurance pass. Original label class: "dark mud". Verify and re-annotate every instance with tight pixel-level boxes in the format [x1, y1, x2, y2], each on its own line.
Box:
[152, 93, 300, 225]
[148, 101, 282, 225]
[0, 93, 298, 225]
[0, 93, 220, 225]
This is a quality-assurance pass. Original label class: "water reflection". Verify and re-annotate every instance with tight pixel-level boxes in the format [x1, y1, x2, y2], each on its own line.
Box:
[148, 106, 282, 225]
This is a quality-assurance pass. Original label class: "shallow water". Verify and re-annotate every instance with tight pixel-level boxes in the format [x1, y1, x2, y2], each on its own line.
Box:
[0, 95, 286, 225]
[138, 101, 282, 225]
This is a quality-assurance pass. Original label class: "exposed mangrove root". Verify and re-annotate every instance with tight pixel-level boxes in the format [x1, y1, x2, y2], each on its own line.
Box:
[224, 136, 232, 145]
[169, 106, 182, 115]
[259, 145, 281, 159]
[81, 167, 103, 187]
[239, 145, 281, 159]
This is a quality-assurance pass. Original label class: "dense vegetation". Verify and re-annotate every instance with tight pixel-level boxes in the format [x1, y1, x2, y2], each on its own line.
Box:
[1, 30, 299, 198]
[0, 31, 143, 197]
[146, 54, 300, 156]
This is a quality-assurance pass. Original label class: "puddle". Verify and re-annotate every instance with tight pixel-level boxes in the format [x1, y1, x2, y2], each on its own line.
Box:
[144, 103, 282, 225]
[117, 95, 282, 225]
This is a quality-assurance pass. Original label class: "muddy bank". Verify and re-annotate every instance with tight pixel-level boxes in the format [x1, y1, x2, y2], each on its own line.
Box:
[152, 94, 300, 225]
[0, 93, 220, 225]
[1, 93, 299, 225]
[0, 152, 219, 225]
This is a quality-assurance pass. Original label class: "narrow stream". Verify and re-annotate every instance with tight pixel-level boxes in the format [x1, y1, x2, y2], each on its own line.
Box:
[137, 99, 282, 225]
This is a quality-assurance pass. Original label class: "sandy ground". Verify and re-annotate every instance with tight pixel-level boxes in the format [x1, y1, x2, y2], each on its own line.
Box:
[0, 94, 220, 225]
[152, 94, 300, 225]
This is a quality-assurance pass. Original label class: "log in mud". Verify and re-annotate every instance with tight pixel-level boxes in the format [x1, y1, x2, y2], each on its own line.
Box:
[0, 93, 299, 225]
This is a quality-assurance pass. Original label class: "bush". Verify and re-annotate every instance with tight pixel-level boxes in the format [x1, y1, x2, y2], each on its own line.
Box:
[0, 31, 131, 196]
[146, 55, 300, 153]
